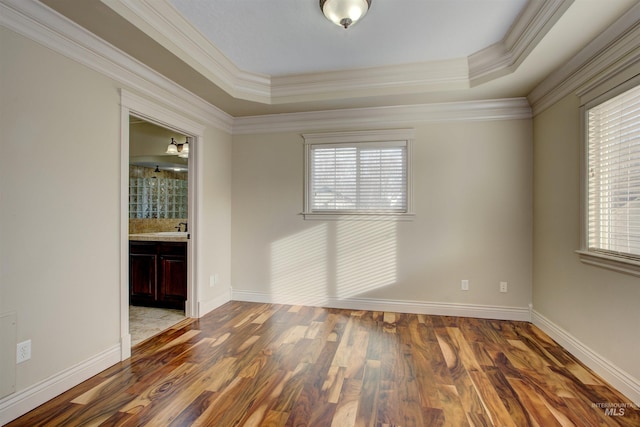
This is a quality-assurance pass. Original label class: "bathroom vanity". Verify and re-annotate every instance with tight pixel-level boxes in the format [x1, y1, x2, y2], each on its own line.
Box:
[129, 232, 187, 310]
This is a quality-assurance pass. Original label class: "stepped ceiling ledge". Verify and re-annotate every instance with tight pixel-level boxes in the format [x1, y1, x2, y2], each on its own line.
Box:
[34, 0, 640, 117]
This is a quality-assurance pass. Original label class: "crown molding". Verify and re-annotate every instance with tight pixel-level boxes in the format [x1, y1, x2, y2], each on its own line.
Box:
[271, 59, 470, 104]
[469, 0, 573, 86]
[121, 89, 206, 136]
[0, 0, 234, 133]
[233, 98, 532, 135]
[528, 3, 640, 116]
[0, 0, 530, 136]
[101, 0, 272, 104]
[101, 0, 565, 105]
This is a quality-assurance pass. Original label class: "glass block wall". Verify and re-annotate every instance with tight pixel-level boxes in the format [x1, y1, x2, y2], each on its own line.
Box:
[129, 177, 188, 219]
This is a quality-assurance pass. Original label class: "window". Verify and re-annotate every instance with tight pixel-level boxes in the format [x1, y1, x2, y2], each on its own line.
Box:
[303, 129, 414, 219]
[580, 82, 640, 273]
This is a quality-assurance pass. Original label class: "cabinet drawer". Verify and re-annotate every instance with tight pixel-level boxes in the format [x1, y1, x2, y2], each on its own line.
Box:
[158, 242, 187, 256]
[129, 241, 158, 255]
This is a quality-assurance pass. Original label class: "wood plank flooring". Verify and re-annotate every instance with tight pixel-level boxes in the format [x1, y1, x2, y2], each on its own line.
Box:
[7, 301, 639, 426]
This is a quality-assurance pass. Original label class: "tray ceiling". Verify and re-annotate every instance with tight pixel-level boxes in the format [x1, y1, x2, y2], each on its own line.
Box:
[39, 0, 638, 116]
[169, 0, 527, 76]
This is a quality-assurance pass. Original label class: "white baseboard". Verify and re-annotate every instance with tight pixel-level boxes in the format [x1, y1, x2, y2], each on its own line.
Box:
[231, 289, 532, 321]
[198, 290, 232, 317]
[532, 310, 640, 405]
[0, 344, 121, 425]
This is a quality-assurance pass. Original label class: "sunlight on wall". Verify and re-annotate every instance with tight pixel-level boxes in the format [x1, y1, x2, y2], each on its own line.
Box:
[336, 221, 397, 298]
[271, 224, 328, 303]
[270, 221, 397, 301]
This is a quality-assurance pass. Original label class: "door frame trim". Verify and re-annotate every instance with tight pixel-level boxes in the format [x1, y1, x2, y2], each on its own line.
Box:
[120, 89, 204, 360]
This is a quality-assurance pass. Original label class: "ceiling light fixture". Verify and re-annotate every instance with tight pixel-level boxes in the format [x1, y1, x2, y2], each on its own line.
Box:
[320, 0, 371, 29]
[166, 137, 189, 159]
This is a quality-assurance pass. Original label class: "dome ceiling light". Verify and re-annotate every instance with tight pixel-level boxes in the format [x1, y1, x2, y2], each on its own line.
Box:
[320, 0, 372, 29]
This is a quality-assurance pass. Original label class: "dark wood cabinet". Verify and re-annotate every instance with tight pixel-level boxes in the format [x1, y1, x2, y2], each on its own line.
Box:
[130, 241, 186, 310]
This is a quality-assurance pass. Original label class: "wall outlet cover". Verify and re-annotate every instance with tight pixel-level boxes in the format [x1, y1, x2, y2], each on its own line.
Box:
[16, 340, 31, 364]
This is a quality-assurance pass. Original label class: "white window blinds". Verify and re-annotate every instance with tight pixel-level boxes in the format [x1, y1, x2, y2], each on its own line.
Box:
[587, 84, 640, 258]
[309, 141, 408, 212]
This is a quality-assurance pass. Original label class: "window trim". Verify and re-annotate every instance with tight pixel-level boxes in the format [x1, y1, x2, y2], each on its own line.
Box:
[302, 129, 415, 220]
[578, 75, 640, 276]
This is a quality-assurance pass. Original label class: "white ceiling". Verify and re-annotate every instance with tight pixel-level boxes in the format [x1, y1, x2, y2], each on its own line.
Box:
[40, 0, 638, 116]
[169, 0, 528, 76]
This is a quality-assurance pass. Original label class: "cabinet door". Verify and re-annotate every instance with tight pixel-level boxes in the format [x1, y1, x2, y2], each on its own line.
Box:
[157, 242, 187, 309]
[158, 253, 187, 309]
[129, 252, 157, 305]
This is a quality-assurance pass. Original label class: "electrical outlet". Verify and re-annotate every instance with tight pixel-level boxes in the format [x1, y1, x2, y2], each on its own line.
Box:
[17, 340, 31, 364]
[461, 280, 469, 291]
[500, 281, 508, 293]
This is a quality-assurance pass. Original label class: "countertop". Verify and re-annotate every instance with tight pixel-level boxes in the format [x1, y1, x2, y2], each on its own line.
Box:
[129, 232, 188, 242]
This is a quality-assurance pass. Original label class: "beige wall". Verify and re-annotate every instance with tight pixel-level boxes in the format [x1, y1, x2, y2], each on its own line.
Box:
[0, 28, 121, 389]
[197, 125, 232, 308]
[231, 119, 532, 310]
[532, 93, 640, 380]
[0, 27, 232, 399]
[3, 0, 636, 418]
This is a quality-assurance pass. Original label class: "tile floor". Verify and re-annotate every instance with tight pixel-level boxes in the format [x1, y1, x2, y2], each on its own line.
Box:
[129, 306, 186, 346]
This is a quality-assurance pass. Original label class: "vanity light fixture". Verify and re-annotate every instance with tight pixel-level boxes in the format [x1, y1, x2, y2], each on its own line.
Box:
[178, 138, 189, 158]
[320, 0, 371, 29]
[166, 137, 179, 155]
[166, 137, 189, 159]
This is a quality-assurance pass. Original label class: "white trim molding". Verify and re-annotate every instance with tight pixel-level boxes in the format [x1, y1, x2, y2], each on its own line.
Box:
[532, 310, 640, 405]
[233, 98, 532, 135]
[0, 345, 121, 426]
[0, 0, 533, 136]
[121, 90, 206, 136]
[528, 2, 640, 116]
[469, 0, 573, 86]
[98, 0, 569, 105]
[232, 289, 532, 322]
[0, 0, 234, 133]
[576, 250, 640, 278]
[271, 59, 470, 103]
[119, 88, 207, 354]
[101, 0, 271, 104]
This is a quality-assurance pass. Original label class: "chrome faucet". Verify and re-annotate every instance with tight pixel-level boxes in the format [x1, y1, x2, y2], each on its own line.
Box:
[176, 222, 188, 232]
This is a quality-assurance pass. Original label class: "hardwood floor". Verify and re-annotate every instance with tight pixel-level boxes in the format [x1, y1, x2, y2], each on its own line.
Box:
[7, 301, 639, 426]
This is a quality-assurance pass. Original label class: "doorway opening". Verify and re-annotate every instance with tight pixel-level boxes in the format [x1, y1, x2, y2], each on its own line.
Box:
[128, 116, 189, 346]
[120, 89, 204, 360]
